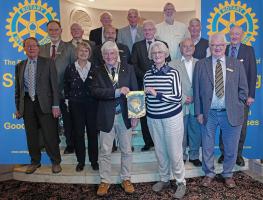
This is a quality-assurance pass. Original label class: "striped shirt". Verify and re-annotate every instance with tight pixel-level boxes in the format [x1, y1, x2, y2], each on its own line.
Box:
[144, 65, 182, 119]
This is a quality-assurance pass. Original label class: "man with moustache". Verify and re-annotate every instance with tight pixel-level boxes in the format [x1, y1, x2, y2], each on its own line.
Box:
[39, 20, 76, 155]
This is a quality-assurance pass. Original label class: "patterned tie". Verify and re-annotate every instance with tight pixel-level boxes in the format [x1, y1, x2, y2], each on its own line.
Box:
[51, 45, 56, 59]
[231, 46, 236, 58]
[111, 67, 115, 80]
[28, 60, 36, 101]
[215, 59, 224, 98]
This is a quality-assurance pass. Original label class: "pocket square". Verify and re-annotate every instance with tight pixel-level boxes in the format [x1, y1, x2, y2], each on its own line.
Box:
[88, 76, 93, 79]
[56, 52, 61, 55]
[240, 59, 244, 62]
[226, 68, 234, 72]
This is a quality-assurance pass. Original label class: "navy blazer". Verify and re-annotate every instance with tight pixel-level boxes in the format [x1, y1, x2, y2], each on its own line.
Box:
[193, 56, 248, 126]
[226, 43, 257, 98]
[91, 63, 138, 132]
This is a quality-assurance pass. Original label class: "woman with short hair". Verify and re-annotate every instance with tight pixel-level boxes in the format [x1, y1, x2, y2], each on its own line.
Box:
[144, 41, 186, 199]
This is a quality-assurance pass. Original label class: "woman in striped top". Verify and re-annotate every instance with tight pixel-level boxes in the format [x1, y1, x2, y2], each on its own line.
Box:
[144, 41, 186, 199]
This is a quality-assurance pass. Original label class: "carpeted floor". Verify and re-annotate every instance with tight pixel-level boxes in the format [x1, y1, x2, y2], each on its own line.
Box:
[0, 172, 263, 200]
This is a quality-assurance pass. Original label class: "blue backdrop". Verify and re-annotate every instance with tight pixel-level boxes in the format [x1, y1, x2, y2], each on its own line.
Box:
[0, 0, 60, 163]
[201, 0, 263, 158]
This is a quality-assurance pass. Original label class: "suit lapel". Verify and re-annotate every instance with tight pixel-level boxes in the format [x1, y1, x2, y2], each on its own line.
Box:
[56, 41, 65, 60]
[36, 57, 43, 86]
[237, 43, 244, 59]
[180, 61, 191, 84]
[19, 60, 27, 92]
[205, 57, 214, 85]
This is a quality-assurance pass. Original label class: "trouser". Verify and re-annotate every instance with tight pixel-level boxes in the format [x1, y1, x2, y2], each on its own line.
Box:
[147, 112, 186, 184]
[219, 105, 249, 158]
[202, 110, 242, 178]
[183, 114, 202, 160]
[60, 99, 74, 148]
[140, 116, 154, 147]
[69, 100, 98, 165]
[23, 95, 61, 165]
[99, 114, 132, 183]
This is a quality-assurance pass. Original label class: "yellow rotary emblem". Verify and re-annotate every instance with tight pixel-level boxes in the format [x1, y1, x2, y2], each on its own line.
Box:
[5, 0, 58, 52]
[207, 0, 259, 46]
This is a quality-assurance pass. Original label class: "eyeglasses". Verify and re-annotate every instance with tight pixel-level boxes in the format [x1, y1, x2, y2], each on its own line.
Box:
[151, 51, 165, 56]
[210, 44, 226, 48]
[24, 45, 39, 49]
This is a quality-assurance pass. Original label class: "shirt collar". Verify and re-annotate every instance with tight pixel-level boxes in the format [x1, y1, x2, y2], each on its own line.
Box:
[230, 43, 241, 49]
[75, 60, 90, 70]
[152, 63, 171, 75]
[181, 56, 193, 62]
[51, 40, 61, 48]
[212, 56, 225, 64]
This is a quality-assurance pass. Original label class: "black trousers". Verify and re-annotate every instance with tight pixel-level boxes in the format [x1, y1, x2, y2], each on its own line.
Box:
[140, 116, 154, 147]
[219, 105, 249, 157]
[23, 96, 61, 164]
[60, 99, 74, 148]
[69, 100, 98, 165]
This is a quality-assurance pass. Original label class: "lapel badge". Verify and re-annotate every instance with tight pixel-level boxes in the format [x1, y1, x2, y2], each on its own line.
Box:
[226, 68, 234, 72]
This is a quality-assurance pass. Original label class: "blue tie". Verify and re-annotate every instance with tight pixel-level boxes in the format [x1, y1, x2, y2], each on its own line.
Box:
[231, 46, 236, 58]
[28, 60, 36, 101]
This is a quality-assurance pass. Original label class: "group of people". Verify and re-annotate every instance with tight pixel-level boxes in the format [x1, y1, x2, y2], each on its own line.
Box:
[15, 2, 257, 199]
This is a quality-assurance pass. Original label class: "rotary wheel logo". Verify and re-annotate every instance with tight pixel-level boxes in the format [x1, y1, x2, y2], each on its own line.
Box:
[5, 0, 58, 52]
[207, 0, 259, 46]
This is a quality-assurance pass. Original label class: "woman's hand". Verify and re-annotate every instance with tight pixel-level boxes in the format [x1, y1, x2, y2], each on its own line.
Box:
[145, 87, 157, 97]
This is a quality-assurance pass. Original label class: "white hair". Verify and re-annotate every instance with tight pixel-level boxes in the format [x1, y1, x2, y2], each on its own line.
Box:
[148, 41, 170, 60]
[101, 41, 120, 63]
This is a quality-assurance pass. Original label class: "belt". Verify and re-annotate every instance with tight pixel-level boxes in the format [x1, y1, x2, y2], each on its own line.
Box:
[211, 108, 226, 112]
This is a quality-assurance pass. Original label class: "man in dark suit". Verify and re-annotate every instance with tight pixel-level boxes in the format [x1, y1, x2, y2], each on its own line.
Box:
[131, 20, 170, 151]
[89, 11, 113, 46]
[15, 37, 62, 174]
[92, 41, 138, 196]
[39, 20, 76, 155]
[93, 25, 130, 66]
[188, 18, 209, 59]
[218, 26, 257, 166]
[193, 33, 248, 188]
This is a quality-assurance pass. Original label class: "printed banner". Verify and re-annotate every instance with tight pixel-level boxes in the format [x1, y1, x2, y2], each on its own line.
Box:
[0, 0, 60, 163]
[201, 0, 263, 158]
[127, 91, 146, 118]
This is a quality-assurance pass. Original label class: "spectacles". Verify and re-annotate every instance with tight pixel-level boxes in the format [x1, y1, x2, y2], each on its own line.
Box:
[25, 45, 39, 49]
[151, 51, 165, 56]
[210, 44, 226, 48]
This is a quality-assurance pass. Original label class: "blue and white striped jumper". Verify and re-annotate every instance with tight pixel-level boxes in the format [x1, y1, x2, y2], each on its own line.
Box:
[143, 64, 185, 184]
[144, 65, 182, 119]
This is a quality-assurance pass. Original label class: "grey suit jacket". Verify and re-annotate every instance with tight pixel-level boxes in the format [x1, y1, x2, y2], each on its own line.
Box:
[15, 56, 59, 116]
[193, 56, 248, 126]
[170, 58, 197, 116]
[39, 41, 76, 97]
[117, 25, 144, 52]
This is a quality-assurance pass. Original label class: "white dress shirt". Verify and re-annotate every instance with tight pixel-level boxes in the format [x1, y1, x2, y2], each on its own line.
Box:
[75, 60, 91, 82]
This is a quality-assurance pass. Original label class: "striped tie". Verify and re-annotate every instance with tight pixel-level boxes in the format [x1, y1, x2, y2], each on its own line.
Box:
[215, 59, 224, 98]
[28, 60, 36, 101]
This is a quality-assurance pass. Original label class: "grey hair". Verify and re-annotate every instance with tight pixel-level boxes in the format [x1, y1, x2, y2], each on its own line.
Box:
[143, 20, 156, 28]
[101, 41, 120, 62]
[209, 33, 227, 44]
[128, 8, 140, 17]
[100, 11, 112, 20]
[148, 41, 170, 60]
[189, 18, 201, 26]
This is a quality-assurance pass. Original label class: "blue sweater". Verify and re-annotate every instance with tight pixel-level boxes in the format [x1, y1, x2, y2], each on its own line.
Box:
[143, 65, 182, 119]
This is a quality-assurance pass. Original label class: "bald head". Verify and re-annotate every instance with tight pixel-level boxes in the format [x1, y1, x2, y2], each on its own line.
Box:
[100, 12, 112, 27]
[230, 26, 243, 45]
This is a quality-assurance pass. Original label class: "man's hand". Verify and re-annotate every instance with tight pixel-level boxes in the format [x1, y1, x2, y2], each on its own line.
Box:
[145, 87, 157, 97]
[197, 114, 204, 124]
[185, 96, 193, 104]
[131, 118, 139, 130]
[15, 111, 22, 119]
[52, 107, 61, 118]
[246, 97, 255, 106]
[120, 87, 130, 95]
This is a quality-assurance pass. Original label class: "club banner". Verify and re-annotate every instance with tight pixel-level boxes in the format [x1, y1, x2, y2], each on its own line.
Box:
[201, 0, 263, 158]
[0, 0, 60, 163]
